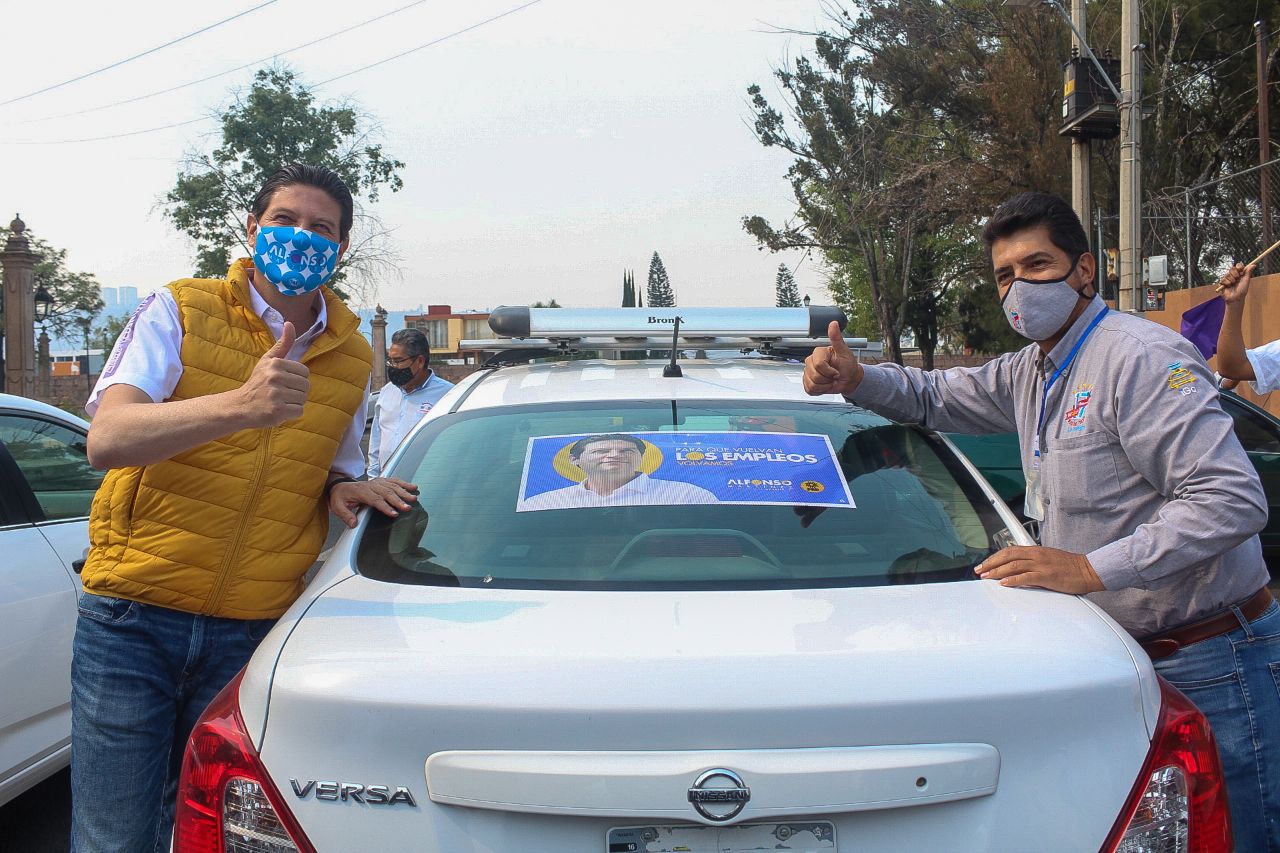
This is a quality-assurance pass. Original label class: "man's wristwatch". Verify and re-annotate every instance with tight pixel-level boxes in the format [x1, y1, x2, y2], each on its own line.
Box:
[324, 476, 358, 501]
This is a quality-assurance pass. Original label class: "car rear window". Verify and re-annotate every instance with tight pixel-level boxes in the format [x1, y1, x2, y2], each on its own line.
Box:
[355, 400, 1010, 590]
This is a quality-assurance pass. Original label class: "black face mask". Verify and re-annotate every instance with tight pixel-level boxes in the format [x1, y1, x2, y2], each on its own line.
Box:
[387, 366, 415, 387]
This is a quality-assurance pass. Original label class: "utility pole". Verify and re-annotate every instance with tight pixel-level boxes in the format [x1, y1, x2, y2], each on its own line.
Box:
[1070, 0, 1092, 239]
[1259, 22, 1273, 275]
[1118, 0, 1142, 311]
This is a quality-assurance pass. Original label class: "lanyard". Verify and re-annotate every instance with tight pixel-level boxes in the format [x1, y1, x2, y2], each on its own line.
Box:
[1034, 307, 1108, 455]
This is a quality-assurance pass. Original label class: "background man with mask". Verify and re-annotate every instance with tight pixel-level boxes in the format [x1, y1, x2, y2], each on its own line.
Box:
[75, 163, 419, 852]
[367, 327, 454, 477]
[803, 191, 1278, 848]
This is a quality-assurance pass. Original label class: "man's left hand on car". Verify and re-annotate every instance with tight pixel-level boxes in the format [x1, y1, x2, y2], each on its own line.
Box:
[329, 477, 420, 528]
[976, 545, 1105, 594]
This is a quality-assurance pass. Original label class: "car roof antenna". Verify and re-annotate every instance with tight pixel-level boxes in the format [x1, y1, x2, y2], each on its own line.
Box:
[662, 316, 683, 378]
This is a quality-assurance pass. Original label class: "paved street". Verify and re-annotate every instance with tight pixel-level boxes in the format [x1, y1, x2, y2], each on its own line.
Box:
[0, 769, 69, 853]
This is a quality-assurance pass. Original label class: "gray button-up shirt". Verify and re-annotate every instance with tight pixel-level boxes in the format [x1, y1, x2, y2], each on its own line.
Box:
[848, 296, 1269, 637]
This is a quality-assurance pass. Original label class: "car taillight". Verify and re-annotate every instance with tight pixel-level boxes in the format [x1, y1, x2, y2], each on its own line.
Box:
[1100, 676, 1232, 853]
[174, 670, 316, 853]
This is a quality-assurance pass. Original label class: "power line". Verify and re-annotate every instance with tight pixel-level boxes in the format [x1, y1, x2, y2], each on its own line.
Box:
[0, 0, 548, 146]
[1140, 26, 1280, 105]
[316, 0, 544, 85]
[2, 117, 210, 146]
[0, 0, 281, 109]
[18, 0, 435, 125]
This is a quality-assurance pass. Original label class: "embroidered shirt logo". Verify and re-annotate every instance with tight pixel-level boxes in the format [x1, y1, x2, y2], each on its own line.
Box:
[1064, 383, 1094, 432]
[1167, 362, 1198, 395]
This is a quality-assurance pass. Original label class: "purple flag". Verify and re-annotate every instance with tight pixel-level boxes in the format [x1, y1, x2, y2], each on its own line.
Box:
[1179, 295, 1226, 360]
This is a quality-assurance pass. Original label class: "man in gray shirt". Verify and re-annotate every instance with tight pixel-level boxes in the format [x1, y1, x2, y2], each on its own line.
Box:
[804, 192, 1278, 848]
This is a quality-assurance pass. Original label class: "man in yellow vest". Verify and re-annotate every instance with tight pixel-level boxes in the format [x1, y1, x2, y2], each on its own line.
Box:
[72, 164, 418, 852]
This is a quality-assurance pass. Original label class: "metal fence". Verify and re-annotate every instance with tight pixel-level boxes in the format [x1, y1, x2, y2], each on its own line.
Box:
[1143, 158, 1280, 289]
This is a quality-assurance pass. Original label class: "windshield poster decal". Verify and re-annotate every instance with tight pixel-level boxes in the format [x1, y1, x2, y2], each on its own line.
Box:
[516, 431, 855, 512]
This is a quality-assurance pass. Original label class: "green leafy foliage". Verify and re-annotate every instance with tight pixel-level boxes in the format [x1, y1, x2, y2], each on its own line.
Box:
[646, 252, 675, 308]
[93, 313, 132, 362]
[954, 282, 1024, 355]
[742, 2, 1074, 364]
[0, 227, 103, 339]
[165, 66, 405, 299]
[774, 264, 801, 307]
[622, 270, 636, 307]
[746, 0, 1279, 360]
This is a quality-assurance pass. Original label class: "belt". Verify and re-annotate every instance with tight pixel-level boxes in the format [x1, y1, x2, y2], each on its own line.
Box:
[1140, 587, 1274, 661]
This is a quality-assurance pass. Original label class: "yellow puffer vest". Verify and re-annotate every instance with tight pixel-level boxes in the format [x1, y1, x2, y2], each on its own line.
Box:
[82, 259, 372, 619]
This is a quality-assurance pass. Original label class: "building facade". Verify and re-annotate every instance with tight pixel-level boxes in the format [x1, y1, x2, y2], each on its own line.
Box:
[402, 305, 496, 365]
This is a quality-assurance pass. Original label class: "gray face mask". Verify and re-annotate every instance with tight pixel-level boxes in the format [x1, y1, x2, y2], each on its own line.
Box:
[1001, 256, 1088, 341]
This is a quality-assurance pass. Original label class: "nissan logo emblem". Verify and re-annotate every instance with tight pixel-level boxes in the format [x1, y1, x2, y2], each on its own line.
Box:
[687, 768, 750, 822]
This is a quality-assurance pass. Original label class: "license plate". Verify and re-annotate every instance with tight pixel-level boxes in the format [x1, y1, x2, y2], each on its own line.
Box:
[607, 821, 836, 852]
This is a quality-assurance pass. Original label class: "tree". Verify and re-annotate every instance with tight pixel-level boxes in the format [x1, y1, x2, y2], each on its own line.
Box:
[743, 44, 948, 363]
[647, 252, 675, 308]
[94, 313, 132, 361]
[165, 66, 405, 300]
[0, 227, 103, 341]
[823, 250, 879, 340]
[622, 270, 636, 307]
[953, 281, 1023, 355]
[743, 1, 1076, 363]
[531, 299, 562, 308]
[774, 264, 801, 307]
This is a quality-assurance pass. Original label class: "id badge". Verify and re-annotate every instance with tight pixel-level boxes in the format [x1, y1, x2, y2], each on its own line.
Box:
[1024, 466, 1045, 521]
[1023, 435, 1045, 521]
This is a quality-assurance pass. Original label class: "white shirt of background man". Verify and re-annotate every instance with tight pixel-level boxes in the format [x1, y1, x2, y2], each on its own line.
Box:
[1245, 339, 1280, 394]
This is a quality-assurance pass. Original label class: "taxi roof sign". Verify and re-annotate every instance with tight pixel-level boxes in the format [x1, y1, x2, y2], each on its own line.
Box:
[488, 306, 848, 340]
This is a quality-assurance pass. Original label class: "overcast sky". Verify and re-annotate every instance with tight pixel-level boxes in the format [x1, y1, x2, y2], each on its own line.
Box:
[0, 0, 831, 313]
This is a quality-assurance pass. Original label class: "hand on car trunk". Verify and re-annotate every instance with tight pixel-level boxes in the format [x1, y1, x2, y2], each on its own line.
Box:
[975, 546, 1105, 594]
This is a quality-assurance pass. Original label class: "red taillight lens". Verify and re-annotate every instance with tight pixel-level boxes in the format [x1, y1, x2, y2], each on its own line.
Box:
[1100, 676, 1232, 853]
[173, 670, 317, 853]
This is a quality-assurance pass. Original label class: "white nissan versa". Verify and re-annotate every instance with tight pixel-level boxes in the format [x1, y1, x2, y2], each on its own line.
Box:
[173, 309, 1231, 853]
[0, 394, 99, 806]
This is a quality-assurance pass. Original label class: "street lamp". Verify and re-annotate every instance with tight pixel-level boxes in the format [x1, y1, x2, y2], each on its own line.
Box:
[802, 294, 811, 307]
[33, 285, 53, 324]
[80, 316, 93, 394]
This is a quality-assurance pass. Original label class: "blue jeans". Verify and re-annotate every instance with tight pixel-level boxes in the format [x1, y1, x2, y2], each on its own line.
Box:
[70, 594, 275, 853]
[1153, 599, 1280, 852]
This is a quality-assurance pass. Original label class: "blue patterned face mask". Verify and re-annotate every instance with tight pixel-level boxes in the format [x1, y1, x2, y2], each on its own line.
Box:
[252, 226, 340, 296]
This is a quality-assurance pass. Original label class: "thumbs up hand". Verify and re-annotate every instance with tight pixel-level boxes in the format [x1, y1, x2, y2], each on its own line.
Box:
[803, 320, 862, 396]
[237, 322, 311, 427]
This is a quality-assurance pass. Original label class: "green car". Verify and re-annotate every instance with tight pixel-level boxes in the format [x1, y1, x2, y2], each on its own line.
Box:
[947, 391, 1280, 570]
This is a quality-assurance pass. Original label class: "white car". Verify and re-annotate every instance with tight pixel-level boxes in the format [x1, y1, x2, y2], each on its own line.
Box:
[173, 309, 1231, 853]
[0, 393, 99, 806]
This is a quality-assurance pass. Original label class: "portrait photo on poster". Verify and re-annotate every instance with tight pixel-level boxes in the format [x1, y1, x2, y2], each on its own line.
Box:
[515, 431, 856, 512]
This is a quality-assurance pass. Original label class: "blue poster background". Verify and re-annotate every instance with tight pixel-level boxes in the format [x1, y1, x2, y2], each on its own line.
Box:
[516, 431, 854, 510]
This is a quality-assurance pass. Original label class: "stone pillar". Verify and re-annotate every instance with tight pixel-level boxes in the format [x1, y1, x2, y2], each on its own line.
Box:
[37, 328, 50, 398]
[2, 215, 39, 398]
[370, 303, 388, 390]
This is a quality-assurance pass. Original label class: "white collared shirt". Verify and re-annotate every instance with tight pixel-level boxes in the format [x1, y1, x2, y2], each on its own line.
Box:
[1245, 339, 1280, 394]
[520, 472, 719, 511]
[367, 372, 455, 477]
[87, 286, 368, 478]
